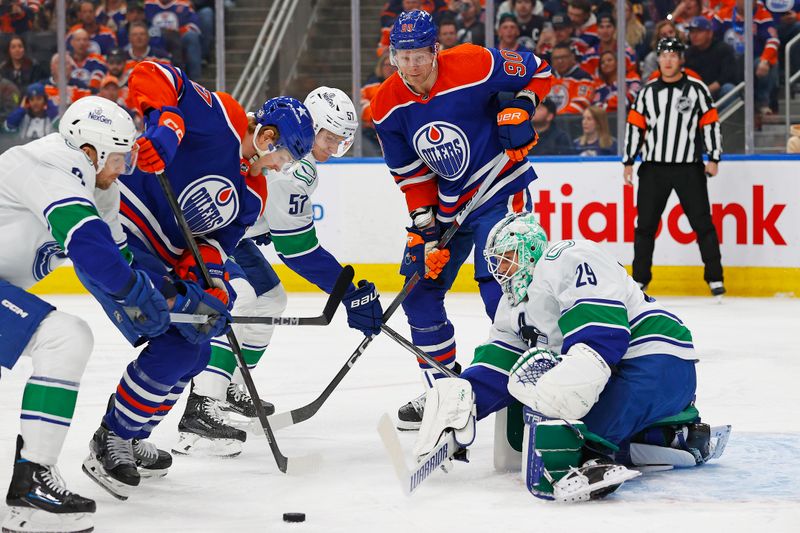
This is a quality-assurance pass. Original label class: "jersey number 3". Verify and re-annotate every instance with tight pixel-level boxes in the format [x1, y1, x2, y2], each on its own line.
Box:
[501, 50, 526, 77]
[576, 263, 597, 287]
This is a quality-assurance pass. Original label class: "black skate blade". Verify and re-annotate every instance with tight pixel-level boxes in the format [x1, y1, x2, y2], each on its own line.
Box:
[81, 456, 134, 501]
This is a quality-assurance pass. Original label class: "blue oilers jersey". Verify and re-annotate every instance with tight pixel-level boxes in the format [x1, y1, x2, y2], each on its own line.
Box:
[118, 61, 262, 269]
[371, 44, 552, 224]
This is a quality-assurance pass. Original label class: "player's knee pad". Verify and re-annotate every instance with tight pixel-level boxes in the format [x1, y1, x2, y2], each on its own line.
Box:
[243, 283, 286, 346]
[28, 311, 94, 383]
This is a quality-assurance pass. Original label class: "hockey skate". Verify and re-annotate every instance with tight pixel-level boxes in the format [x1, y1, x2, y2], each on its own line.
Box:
[219, 383, 275, 434]
[550, 457, 641, 503]
[709, 281, 726, 302]
[132, 439, 172, 479]
[396, 393, 426, 431]
[628, 422, 732, 470]
[173, 390, 247, 457]
[3, 436, 95, 533]
[82, 424, 140, 501]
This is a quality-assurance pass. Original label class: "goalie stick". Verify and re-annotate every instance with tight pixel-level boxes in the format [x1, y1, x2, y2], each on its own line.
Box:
[155, 171, 318, 475]
[266, 154, 512, 431]
[168, 265, 354, 325]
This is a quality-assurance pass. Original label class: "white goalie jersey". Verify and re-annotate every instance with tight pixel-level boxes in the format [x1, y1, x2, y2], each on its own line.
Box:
[488, 240, 698, 365]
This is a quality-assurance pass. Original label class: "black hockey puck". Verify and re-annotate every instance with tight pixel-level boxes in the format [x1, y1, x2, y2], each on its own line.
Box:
[283, 512, 306, 523]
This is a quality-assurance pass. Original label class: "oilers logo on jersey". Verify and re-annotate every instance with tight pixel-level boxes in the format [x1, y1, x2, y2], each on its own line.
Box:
[177, 176, 239, 234]
[412, 122, 470, 181]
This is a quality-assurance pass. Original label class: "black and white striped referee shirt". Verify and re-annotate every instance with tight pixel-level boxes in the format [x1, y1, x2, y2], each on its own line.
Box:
[623, 71, 722, 165]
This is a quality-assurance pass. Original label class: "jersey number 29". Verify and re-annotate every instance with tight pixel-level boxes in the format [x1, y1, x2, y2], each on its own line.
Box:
[575, 263, 597, 287]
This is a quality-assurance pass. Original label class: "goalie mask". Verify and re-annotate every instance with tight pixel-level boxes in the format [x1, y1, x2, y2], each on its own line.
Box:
[484, 212, 549, 306]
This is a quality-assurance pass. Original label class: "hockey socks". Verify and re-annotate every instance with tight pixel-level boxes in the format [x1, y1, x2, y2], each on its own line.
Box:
[19, 376, 80, 466]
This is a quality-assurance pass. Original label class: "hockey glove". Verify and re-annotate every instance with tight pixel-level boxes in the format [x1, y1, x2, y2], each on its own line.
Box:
[174, 244, 236, 309]
[343, 280, 383, 336]
[115, 270, 171, 338]
[400, 224, 451, 280]
[136, 106, 185, 173]
[171, 280, 232, 344]
[497, 98, 538, 162]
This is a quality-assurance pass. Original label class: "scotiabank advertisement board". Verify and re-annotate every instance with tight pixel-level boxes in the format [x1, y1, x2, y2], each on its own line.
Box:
[302, 158, 799, 268]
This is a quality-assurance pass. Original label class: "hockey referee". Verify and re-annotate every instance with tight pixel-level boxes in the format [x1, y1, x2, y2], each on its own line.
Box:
[623, 36, 725, 297]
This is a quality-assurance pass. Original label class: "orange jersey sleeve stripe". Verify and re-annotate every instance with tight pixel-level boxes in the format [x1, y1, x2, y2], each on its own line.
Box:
[699, 108, 718, 127]
[402, 179, 439, 213]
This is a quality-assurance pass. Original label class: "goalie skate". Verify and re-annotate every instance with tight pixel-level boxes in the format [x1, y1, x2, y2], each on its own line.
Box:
[551, 458, 641, 503]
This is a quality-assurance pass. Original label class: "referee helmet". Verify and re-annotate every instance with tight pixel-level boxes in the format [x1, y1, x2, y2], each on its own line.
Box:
[656, 36, 686, 55]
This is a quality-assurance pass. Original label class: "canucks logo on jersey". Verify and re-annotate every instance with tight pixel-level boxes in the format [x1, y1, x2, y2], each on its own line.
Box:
[177, 176, 239, 234]
[412, 122, 471, 181]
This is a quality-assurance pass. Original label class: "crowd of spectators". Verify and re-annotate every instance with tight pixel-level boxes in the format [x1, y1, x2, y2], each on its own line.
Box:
[0, 0, 223, 146]
[370, 0, 800, 155]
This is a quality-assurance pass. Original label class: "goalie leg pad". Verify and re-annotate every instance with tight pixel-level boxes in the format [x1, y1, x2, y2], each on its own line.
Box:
[413, 378, 476, 458]
[522, 407, 585, 499]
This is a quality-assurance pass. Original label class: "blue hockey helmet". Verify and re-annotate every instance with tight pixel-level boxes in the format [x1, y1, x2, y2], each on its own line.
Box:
[389, 10, 437, 51]
[252, 96, 315, 171]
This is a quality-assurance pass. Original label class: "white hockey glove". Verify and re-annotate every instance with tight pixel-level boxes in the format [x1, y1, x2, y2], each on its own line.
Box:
[509, 343, 611, 420]
[413, 378, 476, 459]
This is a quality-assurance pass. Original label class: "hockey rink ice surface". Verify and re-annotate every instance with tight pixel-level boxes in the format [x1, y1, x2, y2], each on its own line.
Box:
[1, 293, 799, 532]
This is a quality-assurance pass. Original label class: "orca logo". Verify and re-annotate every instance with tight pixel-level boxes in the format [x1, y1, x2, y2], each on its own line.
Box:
[32, 242, 67, 281]
[177, 175, 239, 235]
[412, 122, 470, 181]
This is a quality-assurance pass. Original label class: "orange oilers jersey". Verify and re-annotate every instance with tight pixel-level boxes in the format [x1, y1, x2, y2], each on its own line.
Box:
[549, 65, 595, 114]
[372, 44, 551, 223]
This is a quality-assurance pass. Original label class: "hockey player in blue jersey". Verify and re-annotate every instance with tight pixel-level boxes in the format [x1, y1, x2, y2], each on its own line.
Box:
[0, 96, 170, 533]
[80, 61, 316, 498]
[371, 10, 553, 430]
[412, 212, 730, 502]
[180, 87, 385, 455]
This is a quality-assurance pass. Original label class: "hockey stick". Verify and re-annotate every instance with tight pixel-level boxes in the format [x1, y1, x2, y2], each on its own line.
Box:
[266, 154, 512, 431]
[155, 171, 318, 474]
[168, 265, 354, 325]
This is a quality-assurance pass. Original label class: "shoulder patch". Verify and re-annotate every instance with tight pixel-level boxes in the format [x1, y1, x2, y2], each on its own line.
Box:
[545, 240, 575, 260]
[293, 159, 317, 186]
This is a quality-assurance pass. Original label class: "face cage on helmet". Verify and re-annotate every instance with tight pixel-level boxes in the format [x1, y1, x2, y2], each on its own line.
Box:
[484, 244, 534, 306]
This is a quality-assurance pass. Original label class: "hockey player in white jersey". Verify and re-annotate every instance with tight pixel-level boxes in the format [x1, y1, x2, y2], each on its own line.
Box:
[413, 212, 730, 502]
[175, 88, 384, 455]
[0, 96, 171, 532]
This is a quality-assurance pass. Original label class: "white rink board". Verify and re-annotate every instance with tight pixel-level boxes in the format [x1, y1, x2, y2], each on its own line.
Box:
[296, 159, 800, 267]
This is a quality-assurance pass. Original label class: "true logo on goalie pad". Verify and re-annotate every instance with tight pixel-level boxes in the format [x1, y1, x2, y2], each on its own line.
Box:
[177, 175, 239, 234]
[412, 121, 470, 181]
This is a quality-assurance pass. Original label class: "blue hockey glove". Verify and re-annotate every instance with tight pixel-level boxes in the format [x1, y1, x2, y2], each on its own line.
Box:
[171, 280, 232, 344]
[343, 280, 383, 336]
[174, 246, 236, 310]
[497, 98, 537, 162]
[136, 106, 185, 173]
[400, 224, 450, 280]
[116, 270, 171, 338]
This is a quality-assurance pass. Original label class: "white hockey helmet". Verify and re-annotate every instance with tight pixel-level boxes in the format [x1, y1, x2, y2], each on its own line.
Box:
[304, 87, 358, 157]
[59, 95, 137, 173]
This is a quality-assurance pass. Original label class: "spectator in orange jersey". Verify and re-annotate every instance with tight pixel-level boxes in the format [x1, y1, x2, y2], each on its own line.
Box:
[0, 0, 33, 35]
[67, 0, 118, 56]
[125, 20, 171, 72]
[580, 13, 638, 78]
[548, 42, 594, 114]
[44, 53, 92, 106]
[69, 28, 108, 90]
[592, 50, 641, 111]
[360, 52, 396, 156]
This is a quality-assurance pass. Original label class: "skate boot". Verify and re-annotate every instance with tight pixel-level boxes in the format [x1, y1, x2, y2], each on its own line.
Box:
[82, 424, 140, 501]
[551, 457, 640, 503]
[220, 383, 275, 417]
[396, 393, 426, 431]
[3, 436, 95, 533]
[132, 439, 172, 479]
[708, 281, 726, 300]
[173, 391, 247, 457]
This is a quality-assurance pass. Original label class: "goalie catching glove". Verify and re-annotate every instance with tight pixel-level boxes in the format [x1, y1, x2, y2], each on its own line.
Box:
[508, 343, 611, 420]
[413, 377, 476, 460]
[401, 222, 450, 281]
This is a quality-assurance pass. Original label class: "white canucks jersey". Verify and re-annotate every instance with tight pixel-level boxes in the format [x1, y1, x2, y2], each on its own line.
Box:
[486, 240, 697, 367]
[0, 134, 132, 294]
[242, 155, 347, 294]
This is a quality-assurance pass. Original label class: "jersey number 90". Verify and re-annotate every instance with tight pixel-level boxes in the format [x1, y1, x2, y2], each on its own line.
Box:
[500, 50, 526, 77]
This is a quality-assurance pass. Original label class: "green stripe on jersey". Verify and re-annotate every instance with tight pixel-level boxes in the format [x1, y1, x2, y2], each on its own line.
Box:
[120, 244, 134, 264]
[471, 343, 522, 373]
[46, 203, 100, 250]
[21, 383, 78, 420]
[558, 302, 629, 337]
[272, 226, 319, 257]
[631, 314, 693, 343]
